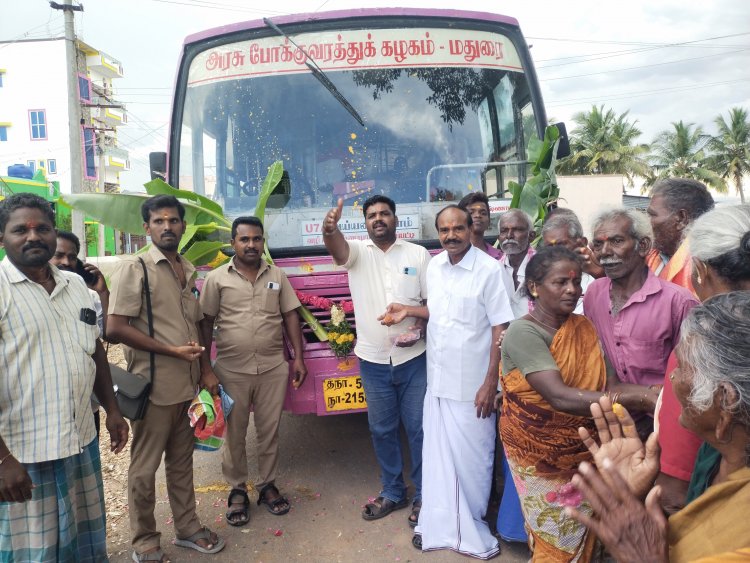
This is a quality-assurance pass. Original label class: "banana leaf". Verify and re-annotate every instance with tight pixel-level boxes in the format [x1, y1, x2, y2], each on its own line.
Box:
[252, 161, 284, 221]
[144, 178, 225, 218]
[182, 241, 229, 267]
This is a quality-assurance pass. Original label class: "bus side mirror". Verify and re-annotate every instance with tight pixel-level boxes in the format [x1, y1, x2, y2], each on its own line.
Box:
[149, 152, 167, 181]
[552, 122, 570, 159]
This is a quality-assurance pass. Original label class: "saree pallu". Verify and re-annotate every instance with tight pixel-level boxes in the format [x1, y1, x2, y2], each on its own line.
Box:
[500, 314, 606, 563]
[669, 466, 750, 562]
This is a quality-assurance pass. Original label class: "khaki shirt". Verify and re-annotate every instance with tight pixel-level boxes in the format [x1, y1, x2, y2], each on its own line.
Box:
[108, 246, 202, 405]
[200, 258, 300, 374]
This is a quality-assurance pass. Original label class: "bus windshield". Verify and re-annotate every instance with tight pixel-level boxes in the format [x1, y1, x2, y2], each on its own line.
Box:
[175, 20, 541, 252]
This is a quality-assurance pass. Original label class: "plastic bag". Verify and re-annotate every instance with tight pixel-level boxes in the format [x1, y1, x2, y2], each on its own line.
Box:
[188, 388, 226, 451]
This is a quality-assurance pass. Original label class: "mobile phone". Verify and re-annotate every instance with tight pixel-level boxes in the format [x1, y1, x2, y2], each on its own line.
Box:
[75, 260, 99, 286]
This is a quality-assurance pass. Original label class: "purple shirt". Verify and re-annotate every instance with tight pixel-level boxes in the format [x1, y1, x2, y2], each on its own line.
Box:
[483, 242, 502, 260]
[583, 269, 698, 386]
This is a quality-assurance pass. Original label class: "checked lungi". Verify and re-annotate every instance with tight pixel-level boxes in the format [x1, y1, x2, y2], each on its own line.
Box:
[0, 439, 107, 563]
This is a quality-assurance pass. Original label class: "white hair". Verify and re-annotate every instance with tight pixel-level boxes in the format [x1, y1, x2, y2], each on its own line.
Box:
[680, 292, 750, 434]
[590, 207, 653, 242]
[542, 212, 584, 240]
[690, 205, 750, 261]
[498, 208, 533, 231]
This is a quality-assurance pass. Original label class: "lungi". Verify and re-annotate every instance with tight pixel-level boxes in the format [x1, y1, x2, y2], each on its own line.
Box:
[0, 439, 107, 563]
[416, 392, 499, 559]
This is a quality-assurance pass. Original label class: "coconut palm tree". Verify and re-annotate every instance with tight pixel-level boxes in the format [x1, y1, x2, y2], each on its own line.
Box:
[708, 107, 750, 203]
[648, 121, 726, 192]
[558, 105, 651, 186]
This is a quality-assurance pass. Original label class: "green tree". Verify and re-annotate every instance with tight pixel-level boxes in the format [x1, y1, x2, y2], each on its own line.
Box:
[648, 120, 726, 191]
[708, 107, 750, 203]
[558, 105, 651, 186]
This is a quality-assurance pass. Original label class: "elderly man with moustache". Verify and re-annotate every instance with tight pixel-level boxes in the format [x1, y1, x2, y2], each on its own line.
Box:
[497, 209, 536, 318]
[583, 208, 698, 438]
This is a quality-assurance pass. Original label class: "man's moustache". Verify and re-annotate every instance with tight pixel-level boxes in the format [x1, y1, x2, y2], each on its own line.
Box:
[599, 258, 623, 266]
[23, 243, 49, 252]
[444, 239, 461, 245]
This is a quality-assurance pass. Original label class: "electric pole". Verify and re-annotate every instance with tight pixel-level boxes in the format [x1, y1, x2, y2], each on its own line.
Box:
[51, 0, 86, 256]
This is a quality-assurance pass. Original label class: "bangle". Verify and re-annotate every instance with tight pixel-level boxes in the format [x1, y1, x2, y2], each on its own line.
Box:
[0, 452, 12, 465]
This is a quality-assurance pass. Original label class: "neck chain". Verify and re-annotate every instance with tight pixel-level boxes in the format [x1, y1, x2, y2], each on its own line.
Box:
[529, 313, 561, 332]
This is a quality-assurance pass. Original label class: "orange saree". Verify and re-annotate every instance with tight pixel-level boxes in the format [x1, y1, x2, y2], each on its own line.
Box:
[500, 314, 607, 562]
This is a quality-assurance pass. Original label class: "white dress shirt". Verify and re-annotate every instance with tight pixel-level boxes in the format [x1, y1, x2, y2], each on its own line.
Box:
[426, 246, 514, 401]
[575, 272, 595, 314]
[499, 248, 535, 319]
[342, 238, 431, 366]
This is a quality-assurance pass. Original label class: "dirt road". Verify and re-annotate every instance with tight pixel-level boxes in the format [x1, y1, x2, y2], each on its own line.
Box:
[102, 408, 530, 562]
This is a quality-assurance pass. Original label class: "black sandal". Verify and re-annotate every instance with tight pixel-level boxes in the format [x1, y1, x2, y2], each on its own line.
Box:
[361, 496, 408, 521]
[412, 534, 422, 550]
[257, 483, 290, 516]
[225, 488, 250, 527]
[408, 500, 421, 528]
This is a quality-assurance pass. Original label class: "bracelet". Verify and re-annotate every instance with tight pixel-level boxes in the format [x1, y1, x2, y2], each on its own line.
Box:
[0, 452, 12, 465]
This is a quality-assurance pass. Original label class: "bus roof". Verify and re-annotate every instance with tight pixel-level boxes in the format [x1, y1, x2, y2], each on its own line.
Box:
[183, 8, 520, 46]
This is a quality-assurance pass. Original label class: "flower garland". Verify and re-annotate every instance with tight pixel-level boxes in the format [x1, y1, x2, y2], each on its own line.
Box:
[295, 290, 354, 314]
[328, 304, 355, 358]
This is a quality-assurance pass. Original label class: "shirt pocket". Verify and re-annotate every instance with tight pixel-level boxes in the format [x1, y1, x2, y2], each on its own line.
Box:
[394, 271, 421, 304]
[453, 294, 482, 327]
[183, 294, 202, 323]
[625, 337, 669, 383]
[261, 287, 280, 314]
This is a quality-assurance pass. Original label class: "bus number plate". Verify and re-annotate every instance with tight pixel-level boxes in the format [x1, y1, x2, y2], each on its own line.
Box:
[323, 376, 367, 412]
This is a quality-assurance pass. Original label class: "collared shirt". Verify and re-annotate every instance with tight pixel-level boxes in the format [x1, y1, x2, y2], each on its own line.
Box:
[583, 269, 698, 386]
[426, 245, 514, 401]
[341, 238, 431, 366]
[200, 258, 300, 374]
[108, 246, 202, 405]
[499, 247, 535, 319]
[481, 241, 502, 260]
[0, 258, 97, 463]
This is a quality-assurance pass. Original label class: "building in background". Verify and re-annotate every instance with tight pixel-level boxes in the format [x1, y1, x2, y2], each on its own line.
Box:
[0, 37, 129, 196]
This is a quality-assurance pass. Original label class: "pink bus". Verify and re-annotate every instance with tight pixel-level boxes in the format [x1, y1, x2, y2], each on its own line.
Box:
[155, 8, 547, 415]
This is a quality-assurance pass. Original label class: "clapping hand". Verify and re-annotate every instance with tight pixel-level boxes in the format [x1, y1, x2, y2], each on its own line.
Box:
[567, 459, 669, 563]
[579, 396, 660, 498]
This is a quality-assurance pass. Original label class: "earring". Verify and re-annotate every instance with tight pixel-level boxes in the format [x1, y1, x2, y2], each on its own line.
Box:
[696, 273, 702, 284]
[531, 291, 538, 297]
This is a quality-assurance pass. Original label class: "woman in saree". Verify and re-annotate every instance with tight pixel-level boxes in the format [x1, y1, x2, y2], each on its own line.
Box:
[499, 246, 655, 562]
[567, 291, 750, 562]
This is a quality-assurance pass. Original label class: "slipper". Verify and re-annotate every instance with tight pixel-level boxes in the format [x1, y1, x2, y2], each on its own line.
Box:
[257, 483, 291, 516]
[412, 534, 422, 550]
[408, 500, 421, 528]
[362, 496, 408, 521]
[132, 548, 168, 562]
[174, 526, 225, 554]
[226, 488, 250, 527]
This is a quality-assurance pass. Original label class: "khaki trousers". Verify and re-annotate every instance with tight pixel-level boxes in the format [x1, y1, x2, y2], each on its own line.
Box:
[215, 361, 288, 490]
[128, 401, 201, 552]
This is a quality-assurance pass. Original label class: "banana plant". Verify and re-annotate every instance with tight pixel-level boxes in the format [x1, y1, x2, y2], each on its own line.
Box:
[60, 161, 329, 341]
[508, 124, 563, 237]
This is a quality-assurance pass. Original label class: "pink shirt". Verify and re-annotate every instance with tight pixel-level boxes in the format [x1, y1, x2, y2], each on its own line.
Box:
[583, 269, 698, 386]
[483, 242, 502, 260]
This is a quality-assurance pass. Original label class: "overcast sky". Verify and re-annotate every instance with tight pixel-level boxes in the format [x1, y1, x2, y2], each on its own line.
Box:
[2, 0, 749, 192]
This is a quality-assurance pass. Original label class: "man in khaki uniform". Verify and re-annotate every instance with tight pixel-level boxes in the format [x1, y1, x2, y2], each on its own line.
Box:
[108, 195, 225, 562]
[200, 216, 307, 526]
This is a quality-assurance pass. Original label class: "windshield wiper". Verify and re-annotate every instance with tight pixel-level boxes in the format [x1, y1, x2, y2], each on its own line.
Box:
[263, 17, 365, 127]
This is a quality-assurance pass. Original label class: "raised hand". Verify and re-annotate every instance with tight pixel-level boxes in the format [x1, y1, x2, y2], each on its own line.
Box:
[567, 459, 669, 563]
[579, 396, 660, 498]
[323, 198, 344, 235]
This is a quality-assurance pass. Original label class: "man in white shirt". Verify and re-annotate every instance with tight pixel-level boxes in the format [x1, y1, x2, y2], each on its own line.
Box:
[497, 209, 536, 318]
[322, 195, 430, 528]
[540, 211, 596, 314]
[397, 206, 513, 558]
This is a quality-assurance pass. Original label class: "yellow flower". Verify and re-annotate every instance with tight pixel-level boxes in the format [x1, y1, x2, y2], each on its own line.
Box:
[347, 334, 355, 342]
[329, 332, 338, 340]
[337, 335, 346, 345]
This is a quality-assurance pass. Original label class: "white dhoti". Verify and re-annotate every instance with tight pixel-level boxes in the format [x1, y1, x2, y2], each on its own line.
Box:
[416, 391, 500, 559]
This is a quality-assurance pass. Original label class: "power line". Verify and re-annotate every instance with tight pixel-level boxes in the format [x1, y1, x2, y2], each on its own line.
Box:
[148, 0, 286, 15]
[546, 77, 750, 107]
[541, 48, 750, 82]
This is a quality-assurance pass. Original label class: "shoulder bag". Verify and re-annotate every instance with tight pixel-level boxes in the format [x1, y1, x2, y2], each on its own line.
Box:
[109, 257, 155, 421]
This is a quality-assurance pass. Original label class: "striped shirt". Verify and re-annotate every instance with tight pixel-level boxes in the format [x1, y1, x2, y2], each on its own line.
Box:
[0, 258, 98, 463]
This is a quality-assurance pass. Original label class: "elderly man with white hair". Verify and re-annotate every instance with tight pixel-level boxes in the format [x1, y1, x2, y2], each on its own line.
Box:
[497, 209, 536, 318]
[583, 208, 698, 438]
